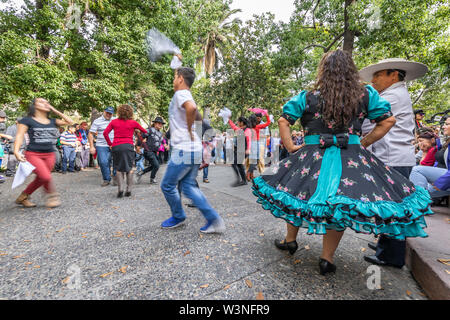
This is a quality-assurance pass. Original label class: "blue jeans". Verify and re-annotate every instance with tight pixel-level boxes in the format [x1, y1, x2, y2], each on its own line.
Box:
[203, 166, 208, 180]
[161, 149, 219, 222]
[136, 152, 145, 172]
[409, 165, 448, 193]
[62, 146, 76, 172]
[96, 146, 116, 182]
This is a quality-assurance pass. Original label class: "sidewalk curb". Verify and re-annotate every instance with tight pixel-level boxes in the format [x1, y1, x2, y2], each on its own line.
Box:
[405, 208, 450, 300]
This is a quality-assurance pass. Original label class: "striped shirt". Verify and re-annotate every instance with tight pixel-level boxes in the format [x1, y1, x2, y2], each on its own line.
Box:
[60, 131, 77, 146]
[90, 115, 115, 147]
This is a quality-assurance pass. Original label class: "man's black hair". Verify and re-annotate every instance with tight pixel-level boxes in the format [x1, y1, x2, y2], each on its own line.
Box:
[387, 69, 406, 82]
[176, 67, 196, 88]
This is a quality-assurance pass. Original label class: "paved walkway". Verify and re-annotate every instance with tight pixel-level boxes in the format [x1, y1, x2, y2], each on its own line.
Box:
[0, 165, 428, 300]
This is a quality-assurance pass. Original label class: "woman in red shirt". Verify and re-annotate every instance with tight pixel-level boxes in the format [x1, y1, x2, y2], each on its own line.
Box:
[103, 104, 147, 198]
[418, 131, 438, 166]
[247, 110, 271, 181]
[228, 117, 252, 187]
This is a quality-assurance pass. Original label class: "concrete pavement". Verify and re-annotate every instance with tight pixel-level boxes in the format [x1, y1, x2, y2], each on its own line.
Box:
[0, 165, 429, 300]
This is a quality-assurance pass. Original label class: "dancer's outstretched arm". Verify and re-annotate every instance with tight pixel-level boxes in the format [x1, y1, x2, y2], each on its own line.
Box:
[51, 105, 74, 127]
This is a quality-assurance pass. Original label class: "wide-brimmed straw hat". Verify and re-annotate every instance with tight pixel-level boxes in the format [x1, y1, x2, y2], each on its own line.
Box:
[359, 58, 428, 82]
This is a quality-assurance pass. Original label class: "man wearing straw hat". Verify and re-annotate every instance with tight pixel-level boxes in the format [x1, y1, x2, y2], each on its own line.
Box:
[360, 58, 428, 268]
[137, 116, 166, 185]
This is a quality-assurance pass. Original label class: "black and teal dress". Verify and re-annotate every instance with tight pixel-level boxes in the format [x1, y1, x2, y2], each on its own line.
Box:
[252, 85, 433, 240]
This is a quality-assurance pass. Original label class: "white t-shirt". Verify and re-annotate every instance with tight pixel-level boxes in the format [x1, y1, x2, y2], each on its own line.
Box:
[168, 90, 202, 153]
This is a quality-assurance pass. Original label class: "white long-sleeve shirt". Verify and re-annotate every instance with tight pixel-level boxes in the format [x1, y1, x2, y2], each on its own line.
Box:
[362, 81, 416, 167]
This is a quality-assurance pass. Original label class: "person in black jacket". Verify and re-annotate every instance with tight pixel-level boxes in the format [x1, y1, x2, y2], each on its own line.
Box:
[137, 117, 165, 184]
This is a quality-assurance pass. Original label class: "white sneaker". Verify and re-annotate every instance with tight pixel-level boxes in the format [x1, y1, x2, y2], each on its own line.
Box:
[200, 217, 226, 234]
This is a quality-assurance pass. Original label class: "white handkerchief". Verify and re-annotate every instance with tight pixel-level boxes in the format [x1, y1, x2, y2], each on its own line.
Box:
[12, 161, 35, 189]
[170, 56, 182, 69]
[218, 107, 232, 125]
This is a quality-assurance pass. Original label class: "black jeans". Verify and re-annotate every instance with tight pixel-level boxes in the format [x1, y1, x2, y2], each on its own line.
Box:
[375, 166, 412, 267]
[232, 164, 246, 182]
[142, 151, 160, 179]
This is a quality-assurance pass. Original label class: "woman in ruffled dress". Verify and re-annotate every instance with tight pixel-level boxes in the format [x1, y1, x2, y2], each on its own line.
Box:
[252, 49, 433, 275]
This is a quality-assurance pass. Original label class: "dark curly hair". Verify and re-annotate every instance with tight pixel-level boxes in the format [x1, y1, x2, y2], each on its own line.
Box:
[314, 49, 366, 130]
[117, 104, 134, 120]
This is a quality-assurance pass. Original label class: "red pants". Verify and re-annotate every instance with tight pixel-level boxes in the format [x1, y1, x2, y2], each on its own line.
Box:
[24, 151, 56, 195]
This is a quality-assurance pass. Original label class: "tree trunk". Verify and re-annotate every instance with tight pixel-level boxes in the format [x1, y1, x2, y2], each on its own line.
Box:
[90, 108, 101, 125]
[36, 0, 51, 59]
[343, 0, 355, 55]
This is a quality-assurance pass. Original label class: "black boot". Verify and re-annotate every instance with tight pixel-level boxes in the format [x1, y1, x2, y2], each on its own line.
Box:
[274, 239, 298, 255]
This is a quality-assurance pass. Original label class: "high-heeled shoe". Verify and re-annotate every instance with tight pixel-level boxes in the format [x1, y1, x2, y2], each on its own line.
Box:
[319, 258, 337, 275]
[274, 239, 298, 255]
[117, 191, 124, 198]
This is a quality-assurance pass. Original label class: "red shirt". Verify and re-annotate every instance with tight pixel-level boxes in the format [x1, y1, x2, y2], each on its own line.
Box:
[228, 119, 252, 152]
[253, 114, 271, 141]
[103, 119, 147, 147]
[420, 146, 438, 167]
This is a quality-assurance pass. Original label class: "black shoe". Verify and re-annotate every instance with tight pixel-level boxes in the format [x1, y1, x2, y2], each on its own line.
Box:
[61, 171, 67, 174]
[186, 203, 197, 208]
[319, 258, 337, 275]
[125, 191, 131, 197]
[150, 179, 157, 185]
[364, 255, 386, 266]
[274, 239, 298, 255]
[363, 255, 403, 268]
[364, 255, 404, 268]
[117, 191, 124, 198]
[231, 180, 248, 187]
[368, 242, 377, 251]
[238, 180, 248, 186]
[231, 180, 241, 187]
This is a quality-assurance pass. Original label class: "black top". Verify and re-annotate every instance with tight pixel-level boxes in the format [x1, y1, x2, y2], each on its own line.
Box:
[435, 146, 447, 169]
[19, 117, 59, 153]
[300, 90, 371, 136]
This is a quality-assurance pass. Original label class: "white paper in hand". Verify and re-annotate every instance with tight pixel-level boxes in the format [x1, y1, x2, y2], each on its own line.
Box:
[12, 161, 35, 189]
[170, 56, 182, 69]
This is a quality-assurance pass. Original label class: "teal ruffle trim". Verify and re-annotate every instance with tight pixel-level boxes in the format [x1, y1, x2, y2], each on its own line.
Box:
[252, 176, 434, 240]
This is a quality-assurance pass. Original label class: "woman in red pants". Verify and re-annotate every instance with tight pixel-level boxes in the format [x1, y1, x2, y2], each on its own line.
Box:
[14, 98, 74, 208]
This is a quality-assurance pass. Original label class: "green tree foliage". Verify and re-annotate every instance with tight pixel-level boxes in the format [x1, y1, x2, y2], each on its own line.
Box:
[273, 0, 449, 117]
[0, 0, 233, 122]
[1, 0, 448, 128]
[194, 14, 290, 130]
